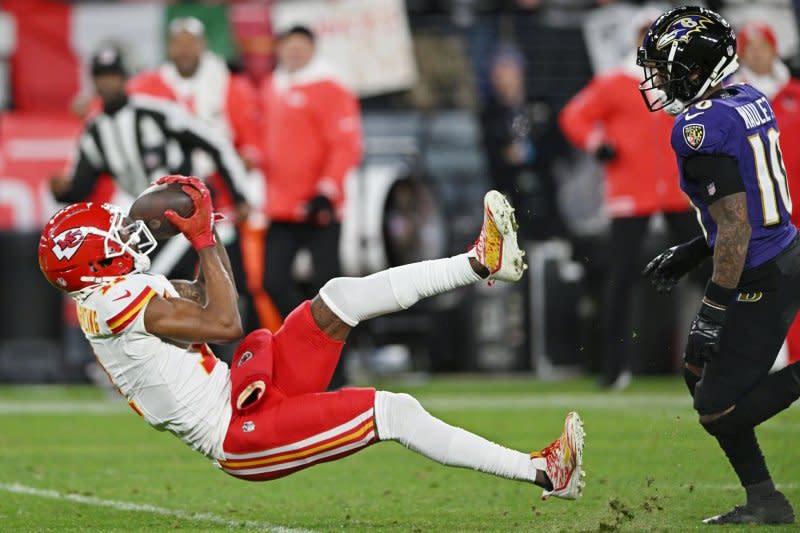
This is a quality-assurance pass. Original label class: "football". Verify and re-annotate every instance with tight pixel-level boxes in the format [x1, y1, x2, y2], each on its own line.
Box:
[128, 182, 195, 241]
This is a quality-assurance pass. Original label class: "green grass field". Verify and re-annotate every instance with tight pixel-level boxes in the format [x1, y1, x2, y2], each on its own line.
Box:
[0, 377, 797, 532]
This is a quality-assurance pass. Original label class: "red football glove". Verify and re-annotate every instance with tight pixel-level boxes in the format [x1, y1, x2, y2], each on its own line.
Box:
[156, 174, 226, 227]
[154, 174, 201, 188]
[164, 183, 216, 251]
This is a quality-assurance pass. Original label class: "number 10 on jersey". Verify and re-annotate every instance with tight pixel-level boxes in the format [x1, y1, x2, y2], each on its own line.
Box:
[749, 128, 792, 226]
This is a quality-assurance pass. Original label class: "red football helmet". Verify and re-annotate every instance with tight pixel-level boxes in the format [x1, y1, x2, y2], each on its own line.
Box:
[39, 202, 157, 292]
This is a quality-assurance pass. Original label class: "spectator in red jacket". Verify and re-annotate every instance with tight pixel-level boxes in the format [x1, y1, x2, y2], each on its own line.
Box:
[259, 25, 362, 318]
[734, 21, 800, 364]
[128, 17, 262, 217]
[559, 16, 697, 389]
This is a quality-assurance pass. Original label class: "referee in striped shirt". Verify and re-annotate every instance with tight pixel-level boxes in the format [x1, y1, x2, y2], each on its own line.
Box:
[51, 45, 250, 221]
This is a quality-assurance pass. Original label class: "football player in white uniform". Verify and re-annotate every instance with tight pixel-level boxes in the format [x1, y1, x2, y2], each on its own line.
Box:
[39, 174, 585, 500]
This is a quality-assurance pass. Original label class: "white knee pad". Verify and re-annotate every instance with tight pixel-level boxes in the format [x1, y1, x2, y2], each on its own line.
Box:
[319, 277, 361, 327]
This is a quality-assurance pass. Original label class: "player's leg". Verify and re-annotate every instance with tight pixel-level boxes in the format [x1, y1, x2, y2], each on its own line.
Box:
[221, 387, 585, 500]
[268, 251, 487, 395]
[693, 270, 799, 524]
[373, 391, 585, 500]
[316, 190, 524, 336]
[269, 191, 525, 396]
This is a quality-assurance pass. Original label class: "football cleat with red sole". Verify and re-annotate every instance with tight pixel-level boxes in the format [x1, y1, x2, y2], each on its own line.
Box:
[470, 190, 527, 283]
[532, 411, 586, 500]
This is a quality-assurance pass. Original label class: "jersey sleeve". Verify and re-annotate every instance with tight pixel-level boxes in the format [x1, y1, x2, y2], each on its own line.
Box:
[671, 103, 739, 158]
[683, 153, 746, 205]
[94, 274, 173, 335]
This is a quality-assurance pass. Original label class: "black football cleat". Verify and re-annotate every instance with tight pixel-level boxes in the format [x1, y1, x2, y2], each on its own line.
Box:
[703, 492, 795, 525]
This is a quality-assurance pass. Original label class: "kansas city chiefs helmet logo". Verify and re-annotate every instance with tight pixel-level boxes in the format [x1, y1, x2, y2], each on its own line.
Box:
[52, 228, 87, 261]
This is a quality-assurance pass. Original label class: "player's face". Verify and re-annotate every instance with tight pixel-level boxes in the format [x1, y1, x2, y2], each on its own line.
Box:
[118, 216, 138, 250]
[278, 34, 315, 73]
[93, 73, 126, 103]
[742, 35, 777, 76]
[169, 30, 205, 77]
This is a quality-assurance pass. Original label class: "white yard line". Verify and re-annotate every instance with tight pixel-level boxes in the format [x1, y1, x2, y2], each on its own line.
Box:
[0, 482, 316, 533]
[0, 400, 127, 414]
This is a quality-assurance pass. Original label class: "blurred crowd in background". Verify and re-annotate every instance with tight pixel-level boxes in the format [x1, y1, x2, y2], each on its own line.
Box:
[1, 0, 799, 390]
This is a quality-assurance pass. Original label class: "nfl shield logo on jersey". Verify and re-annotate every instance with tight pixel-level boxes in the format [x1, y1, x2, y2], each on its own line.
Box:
[242, 421, 256, 433]
[683, 124, 705, 150]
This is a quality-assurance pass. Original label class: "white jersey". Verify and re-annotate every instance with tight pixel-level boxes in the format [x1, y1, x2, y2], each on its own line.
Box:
[72, 273, 232, 459]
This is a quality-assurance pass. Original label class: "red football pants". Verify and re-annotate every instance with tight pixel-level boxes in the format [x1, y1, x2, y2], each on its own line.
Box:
[220, 301, 377, 481]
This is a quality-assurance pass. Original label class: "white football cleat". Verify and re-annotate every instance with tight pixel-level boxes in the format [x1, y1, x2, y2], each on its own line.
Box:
[470, 190, 527, 283]
[532, 411, 586, 501]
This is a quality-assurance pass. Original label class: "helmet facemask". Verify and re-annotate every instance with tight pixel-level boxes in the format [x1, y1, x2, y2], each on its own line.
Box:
[79, 204, 157, 285]
[637, 44, 695, 115]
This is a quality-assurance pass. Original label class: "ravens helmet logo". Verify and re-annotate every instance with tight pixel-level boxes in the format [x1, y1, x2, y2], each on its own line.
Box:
[656, 15, 714, 50]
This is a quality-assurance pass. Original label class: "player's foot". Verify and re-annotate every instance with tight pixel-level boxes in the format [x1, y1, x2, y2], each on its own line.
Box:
[470, 190, 527, 283]
[703, 492, 795, 525]
[532, 411, 585, 500]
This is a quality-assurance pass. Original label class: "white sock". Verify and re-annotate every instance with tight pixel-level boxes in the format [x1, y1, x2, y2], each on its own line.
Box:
[319, 253, 483, 326]
[373, 391, 546, 482]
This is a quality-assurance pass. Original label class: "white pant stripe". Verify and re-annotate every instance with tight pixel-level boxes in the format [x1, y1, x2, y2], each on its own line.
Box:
[222, 407, 374, 460]
[223, 431, 375, 476]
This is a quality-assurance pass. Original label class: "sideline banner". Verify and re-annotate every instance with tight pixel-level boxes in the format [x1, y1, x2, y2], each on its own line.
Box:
[0, 112, 117, 231]
[272, 0, 417, 96]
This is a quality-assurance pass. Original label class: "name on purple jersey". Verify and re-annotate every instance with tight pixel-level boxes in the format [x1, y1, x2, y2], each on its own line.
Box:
[735, 96, 775, 130]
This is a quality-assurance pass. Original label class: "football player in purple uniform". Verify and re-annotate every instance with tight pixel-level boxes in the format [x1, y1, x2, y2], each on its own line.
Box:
[639, 6, 799, 525]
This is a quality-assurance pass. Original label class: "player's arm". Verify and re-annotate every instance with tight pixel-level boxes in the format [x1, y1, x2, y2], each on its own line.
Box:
[169, 229, 235, 305]
[686, 154, 750, 299]
[145, 246, 241, 343]
[169, 279, 206, 305]
[707, 192, 750, 293]
[683, 154, 749, 364]
[145, 178, 242, 343]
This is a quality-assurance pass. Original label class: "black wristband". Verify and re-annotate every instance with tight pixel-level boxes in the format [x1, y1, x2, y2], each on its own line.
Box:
[704, 280, 736, 308]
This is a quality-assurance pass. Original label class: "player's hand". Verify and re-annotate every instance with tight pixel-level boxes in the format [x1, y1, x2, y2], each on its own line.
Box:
[642, 237, 711, 293]
[594, 143, 617, 162]
[685, 301, 726, 364]
[304, 194, 334, 226]
[155, 174, 204, 188]
[164, 182, 216, 251]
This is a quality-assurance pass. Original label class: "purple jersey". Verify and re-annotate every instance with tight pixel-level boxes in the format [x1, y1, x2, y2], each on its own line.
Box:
[672, 83, 797, 269]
